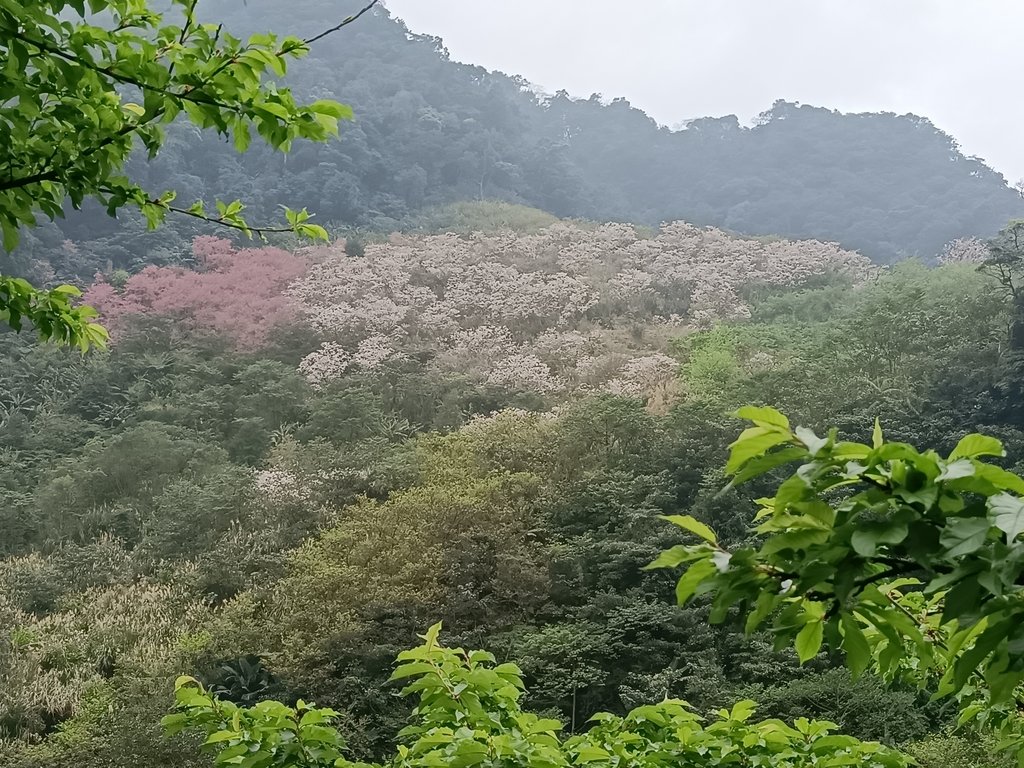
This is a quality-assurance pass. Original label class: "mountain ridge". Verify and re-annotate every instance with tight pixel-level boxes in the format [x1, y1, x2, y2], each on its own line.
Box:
[5, 0, 1020, 281]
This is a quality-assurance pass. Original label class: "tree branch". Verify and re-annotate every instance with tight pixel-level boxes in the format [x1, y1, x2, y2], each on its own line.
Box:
[302, 0, 380, 46]
[0, 170, 59, 193]
[0, 3, 378, 196]
[160, 202, 294, 238]
[7, 27, 245, 113]
[0, 117, 156, 193]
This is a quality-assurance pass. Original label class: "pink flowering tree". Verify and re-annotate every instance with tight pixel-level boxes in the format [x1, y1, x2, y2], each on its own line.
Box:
[84, 237, 309, 348]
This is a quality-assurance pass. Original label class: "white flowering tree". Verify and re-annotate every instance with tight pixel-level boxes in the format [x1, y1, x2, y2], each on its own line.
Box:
[287, 221, 874, 397]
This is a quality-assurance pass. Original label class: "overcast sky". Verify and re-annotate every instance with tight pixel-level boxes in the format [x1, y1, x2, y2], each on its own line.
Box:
[383, 0, 1021, 182]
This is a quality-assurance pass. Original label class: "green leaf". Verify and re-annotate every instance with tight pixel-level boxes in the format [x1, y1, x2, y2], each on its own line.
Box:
[728, 699, 757, 722]
[726, 445, 808, 488]
[308, 99, 353, 119]
[726, 426, 793, 475]
[2, 219, 19, 252]
[950, 433, 1005, 461]
[674, 558, 717, 605]
[939, 517, 991, 558]
[942, 577, 985, 627]
[841, 615, 871, 678]
[850, 523, 909, 558]
[833, 441, 871, 460]
[973, 462, 1024, 494]
[233, 122, 251, 153]
[645, 544, 704, 570]
[422, 621, 442, 650]
[795, 616, 824, 663]
[296, 223, 329, 241]
[239, 751, 272, 768]
[937, 459, 975, 481]
[574, 745, 612, 763]
[872, 417, 883, 449]
[660, 514, 717, 544]
[953, 619, 1012, 692]
[256, 100, 291, 120]
[388, 662, 436, 681]
[204, 730, 241, 744]
[759, 528, 828, 556]
[988, 493, 1024, 542]
[745, 590, 778, 634]
[735, 405, 790, 429]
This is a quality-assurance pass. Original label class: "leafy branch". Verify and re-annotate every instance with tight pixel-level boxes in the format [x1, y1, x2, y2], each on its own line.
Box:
[652, 406, 1024, 760]
[0, 0, 376, 348]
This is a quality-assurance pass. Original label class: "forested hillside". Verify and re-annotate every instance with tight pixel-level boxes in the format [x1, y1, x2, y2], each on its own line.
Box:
[5, 0, 1021, 287]
[2, 208, 1022, 767]
[6, 2, 1024, 767]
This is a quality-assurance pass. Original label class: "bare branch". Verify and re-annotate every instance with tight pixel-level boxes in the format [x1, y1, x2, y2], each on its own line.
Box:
[303, 0, 380, 46]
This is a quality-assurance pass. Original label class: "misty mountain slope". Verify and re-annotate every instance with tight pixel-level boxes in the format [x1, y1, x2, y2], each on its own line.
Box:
[8, 0, 1021, 278]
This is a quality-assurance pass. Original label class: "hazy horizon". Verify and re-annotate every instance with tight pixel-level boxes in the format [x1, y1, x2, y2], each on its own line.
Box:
[384, 0, 1022, 184]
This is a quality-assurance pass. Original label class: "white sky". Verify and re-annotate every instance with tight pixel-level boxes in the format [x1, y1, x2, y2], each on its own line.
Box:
[383, 0, 1022, 182]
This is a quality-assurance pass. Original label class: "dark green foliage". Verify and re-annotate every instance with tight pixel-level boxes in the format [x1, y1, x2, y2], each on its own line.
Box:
[7, 2, 1024, 766]
[743, 668, 934, 744]
[3, 249, 1023, 767]
[1, 0, 351, 344]
[205, 656, 281, 706]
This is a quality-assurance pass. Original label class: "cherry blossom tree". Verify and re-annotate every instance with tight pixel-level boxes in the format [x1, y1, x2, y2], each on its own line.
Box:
[938, 236, 989, 265]
[84, 237, 309, 348]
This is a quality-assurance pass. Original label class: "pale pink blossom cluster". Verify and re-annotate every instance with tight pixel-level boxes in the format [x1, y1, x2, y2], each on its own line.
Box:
[486, 353, 560, 393]
[298, 341, 351, 388]
[298, 335, 400, 388]
[532, 329, 604, 369]
[434, 326, 514, 371]
[938, 237, 989, 265]
[351, 333, 399, 368]
[253, 469, 312, 502]
[460, 407, 559, 437]
[287, 221, 873, 392]
[747, 351, 779, 372]
[603, 354, 679, 397]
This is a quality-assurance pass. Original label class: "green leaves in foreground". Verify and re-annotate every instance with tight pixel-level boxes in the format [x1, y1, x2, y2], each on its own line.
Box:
[0, 276, 108, 350]
[166, 624, 910, 768]
[163, 678, 347, 768]
[1, 1, 354, 248]
[651, 405, 1024, 758]
[1, 0, 359, 344]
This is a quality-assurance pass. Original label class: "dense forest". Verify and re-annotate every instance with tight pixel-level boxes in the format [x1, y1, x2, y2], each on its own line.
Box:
[5, 1, 1024, 767]
[5, 0, 1022, 289]
[3, 203, 1024, 767]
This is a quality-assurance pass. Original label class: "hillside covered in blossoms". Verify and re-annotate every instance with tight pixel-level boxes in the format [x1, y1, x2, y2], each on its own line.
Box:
[4, 200, 1020, 767]
[84, 217, 874, 401]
